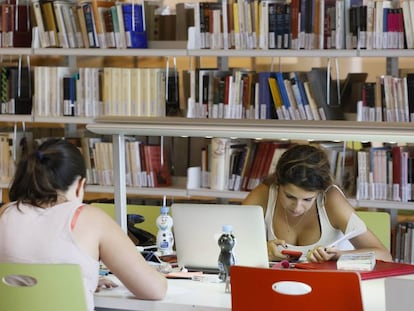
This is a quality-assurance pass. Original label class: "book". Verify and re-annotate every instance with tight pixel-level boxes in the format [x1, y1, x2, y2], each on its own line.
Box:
[8, 66, 33, 115]
[337, 251, 376, 271]
[32, 0, 51, 47]
[143, 144, 172, 187]
[90, 0, 115, 48]
[306, 67, 345, 120]
[210, 137, 230, 190]
[275, 72, 293, 119]
[144, 0, 162, 41]
[40, 0, 60, 47]
[121, 3, 148, 48]
[53, 0, 71, 48]
[79, 0, 99, 48]
[11, 3, 33, 48]
[2, 3, 16, 47]
[69, 3, 84, 48]
[258, 72, 277, 120]
[62, 2, 80, 48]
[295, 260, 414, 280]
[63, 75, 76, 116]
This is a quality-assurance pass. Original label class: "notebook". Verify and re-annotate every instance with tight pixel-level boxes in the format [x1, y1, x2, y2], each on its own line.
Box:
[230, 266, 363, 311]
[294, 260, 414, 280]
[171, 203, 269, 272]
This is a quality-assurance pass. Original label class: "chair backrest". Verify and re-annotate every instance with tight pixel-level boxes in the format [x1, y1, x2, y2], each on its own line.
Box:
[356, 210, 391, 251]
[92, 202, 161, 235]
[230, 265, 363, 311]
[0, 263, 87, 311]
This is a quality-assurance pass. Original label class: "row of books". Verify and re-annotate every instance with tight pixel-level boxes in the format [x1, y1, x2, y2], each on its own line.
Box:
[31, 0, 148, 49]
[86, 139, 172, 188]
[0, 65, 32, 115]
[46, 136, 173, 187]
[356, 145, 414, 202]
[189, 67, 414, 122]
[188, 67, 345, 120]
[33, 66, 101, 117]
[199, 140, 354, 193]
[0, 0, 32, 48]
[206, 139, 290, 191]
[33, 66, 176, 118]
[102, 67, 166, 117]
[189, 0, 414, 50]
[0, 131, 31, 182]
[0, 0, 194, 48]
[8, 63, 414, 122]
[3, 0, 414, 51]
[395, 221, 414, 264]
[196, 139, 414, 202]
[355, 74, 414, 123]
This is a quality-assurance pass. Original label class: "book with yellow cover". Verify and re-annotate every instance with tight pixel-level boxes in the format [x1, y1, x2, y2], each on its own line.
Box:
[268, 76, 285, 120]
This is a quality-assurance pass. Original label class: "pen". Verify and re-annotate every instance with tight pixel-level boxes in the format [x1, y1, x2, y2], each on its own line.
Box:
[327, 230, 360, 248]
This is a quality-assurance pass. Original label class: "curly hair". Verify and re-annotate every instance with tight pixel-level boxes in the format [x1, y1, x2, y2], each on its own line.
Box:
[263, 144, 333, 192]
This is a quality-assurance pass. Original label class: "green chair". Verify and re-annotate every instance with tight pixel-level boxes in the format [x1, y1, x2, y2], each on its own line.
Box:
[356, 210, 391, 251]
[0, 263, 87, 311]
[92, 202, 162, 236]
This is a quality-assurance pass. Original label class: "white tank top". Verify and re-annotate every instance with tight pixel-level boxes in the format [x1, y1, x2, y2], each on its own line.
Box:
[265, 184, 366, 256]
[0, 201, 99, 311]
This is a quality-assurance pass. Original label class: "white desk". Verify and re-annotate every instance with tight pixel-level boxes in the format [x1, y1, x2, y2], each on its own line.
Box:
[95, 275, 229, 311]
[94, 274, 414, 311]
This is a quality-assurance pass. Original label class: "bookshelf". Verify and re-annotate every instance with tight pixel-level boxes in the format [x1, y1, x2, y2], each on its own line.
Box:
[0, 44, 413, 230]
[87, 117, 414, 230]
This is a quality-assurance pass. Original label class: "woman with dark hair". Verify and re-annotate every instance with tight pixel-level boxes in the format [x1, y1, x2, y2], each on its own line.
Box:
[243, 143, 392, 262]
[0, 138, 167, 310]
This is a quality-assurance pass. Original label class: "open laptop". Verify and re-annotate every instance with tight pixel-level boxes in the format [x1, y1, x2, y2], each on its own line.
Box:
[171, 203, 269, 273]
[230, 266, 363, 311]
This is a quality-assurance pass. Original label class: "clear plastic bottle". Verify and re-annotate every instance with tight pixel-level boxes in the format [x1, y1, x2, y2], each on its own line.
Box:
[217, 224, 236, 284]
[156, 206, 174, 255]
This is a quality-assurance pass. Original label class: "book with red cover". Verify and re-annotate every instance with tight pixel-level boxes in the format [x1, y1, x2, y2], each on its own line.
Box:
[143, 144, 172, 188]
[294, 260, 414, 280]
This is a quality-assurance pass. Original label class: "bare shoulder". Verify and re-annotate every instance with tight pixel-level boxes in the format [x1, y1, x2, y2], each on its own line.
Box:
[76, 204, 118, 228]
[242, 183, 270, 209]
[324, 185, 355, 228]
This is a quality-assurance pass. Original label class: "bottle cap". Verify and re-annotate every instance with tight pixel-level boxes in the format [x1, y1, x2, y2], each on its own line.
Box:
[160, 206, 169, 214]
[222, 224, 232, 233]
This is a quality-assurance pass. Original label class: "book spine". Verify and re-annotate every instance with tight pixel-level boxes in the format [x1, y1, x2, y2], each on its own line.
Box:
[82, 2, 99, 48]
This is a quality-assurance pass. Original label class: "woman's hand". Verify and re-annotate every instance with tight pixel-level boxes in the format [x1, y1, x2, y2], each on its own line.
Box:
[95, 277, 119, 292]
[267, 239, 289, 261]
[306, 246, 340, 262]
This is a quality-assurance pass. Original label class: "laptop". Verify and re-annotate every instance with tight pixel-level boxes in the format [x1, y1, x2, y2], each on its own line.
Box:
[230, 266, 363, 311]
[171, 203, 269, 272]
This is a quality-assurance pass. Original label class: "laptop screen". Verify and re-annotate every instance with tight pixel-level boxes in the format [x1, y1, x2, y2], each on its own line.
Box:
[171, 203, 269, 272]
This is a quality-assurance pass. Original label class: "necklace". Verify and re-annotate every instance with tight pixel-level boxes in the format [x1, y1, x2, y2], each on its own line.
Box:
[283, 207, 307, 232]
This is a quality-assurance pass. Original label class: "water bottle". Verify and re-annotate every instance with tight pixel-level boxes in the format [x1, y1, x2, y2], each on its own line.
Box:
[218, 224, 236, 286]
[156, 206, 174, 255]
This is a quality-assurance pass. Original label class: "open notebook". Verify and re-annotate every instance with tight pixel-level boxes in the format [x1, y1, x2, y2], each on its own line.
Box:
[171, 203, 269, 272]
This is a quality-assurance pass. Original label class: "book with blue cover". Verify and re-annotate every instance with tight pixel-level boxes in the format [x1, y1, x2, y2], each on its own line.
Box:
[121, 3, 147, 48]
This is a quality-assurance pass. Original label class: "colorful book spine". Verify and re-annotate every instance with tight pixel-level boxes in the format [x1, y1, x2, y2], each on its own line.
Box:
[121, 3, 147, 48]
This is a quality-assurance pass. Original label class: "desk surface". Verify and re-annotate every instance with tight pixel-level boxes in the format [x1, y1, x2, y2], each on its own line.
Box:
[94, 273, 414, 311]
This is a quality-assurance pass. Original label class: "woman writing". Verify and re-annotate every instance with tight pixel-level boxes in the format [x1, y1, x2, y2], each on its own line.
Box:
[243, 143, 392, 262]
[0, 138, 167, 310]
